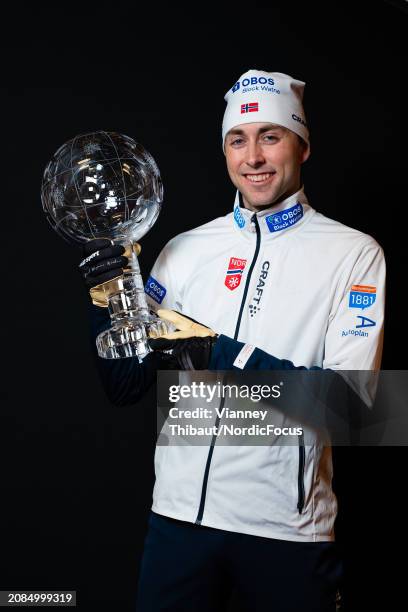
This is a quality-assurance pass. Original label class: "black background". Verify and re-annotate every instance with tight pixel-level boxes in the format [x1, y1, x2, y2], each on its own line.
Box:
[1, 1, 406, 610]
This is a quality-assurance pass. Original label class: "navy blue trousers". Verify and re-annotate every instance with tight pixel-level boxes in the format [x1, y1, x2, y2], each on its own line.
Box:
[136, 511, 343, 612]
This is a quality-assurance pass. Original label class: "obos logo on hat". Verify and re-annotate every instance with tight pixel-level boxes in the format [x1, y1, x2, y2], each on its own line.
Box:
[222, 69, 309, 151]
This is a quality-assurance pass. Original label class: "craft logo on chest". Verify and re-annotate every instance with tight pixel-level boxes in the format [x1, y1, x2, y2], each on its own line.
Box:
[249, 261, 270, 317]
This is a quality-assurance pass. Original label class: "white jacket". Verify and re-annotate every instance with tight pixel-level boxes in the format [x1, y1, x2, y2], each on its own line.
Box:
[144, 186, 385, 542]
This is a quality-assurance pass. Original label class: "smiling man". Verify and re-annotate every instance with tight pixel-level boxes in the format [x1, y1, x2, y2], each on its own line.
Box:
[224, 122, 309, 211]
[81, 69, 385, 611]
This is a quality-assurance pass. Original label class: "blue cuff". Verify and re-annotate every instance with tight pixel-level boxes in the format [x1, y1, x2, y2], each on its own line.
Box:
[209, 334, 321, 371]
[209, 334, 291, 370]
[209, 334, 244, 369]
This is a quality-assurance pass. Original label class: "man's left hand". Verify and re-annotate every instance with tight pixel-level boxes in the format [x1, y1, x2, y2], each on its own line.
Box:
[149, 309, 218, 370]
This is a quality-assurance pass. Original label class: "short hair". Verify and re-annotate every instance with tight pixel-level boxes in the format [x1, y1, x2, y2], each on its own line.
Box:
[297, 134, 308, 149]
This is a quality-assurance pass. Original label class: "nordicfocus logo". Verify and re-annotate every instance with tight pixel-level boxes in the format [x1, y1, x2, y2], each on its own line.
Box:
[292, 113, 307, 128]
[265, 202, 303, 233]
[232, 76, 281, 95]
[249, 261, 270, 317]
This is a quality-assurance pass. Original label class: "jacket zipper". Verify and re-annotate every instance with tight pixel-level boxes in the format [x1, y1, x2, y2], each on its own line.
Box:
[297, 432, 305, 514]
[195, 212, 261, 525]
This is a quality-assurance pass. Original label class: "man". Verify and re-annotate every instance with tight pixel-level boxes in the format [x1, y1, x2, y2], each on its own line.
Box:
[80, 69, 385, 611]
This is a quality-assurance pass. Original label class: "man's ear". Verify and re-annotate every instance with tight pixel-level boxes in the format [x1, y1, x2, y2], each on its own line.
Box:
[301, 142, 311, 164]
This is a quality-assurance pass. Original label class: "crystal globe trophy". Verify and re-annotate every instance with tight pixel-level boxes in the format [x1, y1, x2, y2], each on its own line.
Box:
[41, 130, 170, 360]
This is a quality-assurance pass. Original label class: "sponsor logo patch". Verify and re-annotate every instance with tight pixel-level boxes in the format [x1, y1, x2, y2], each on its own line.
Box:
[292, 113, 307, 128]
[341, 315, 376, 337]
[341, 329, 369, 338]
[225, 257, 247, 291]
[349, 285, 376, 310]
[144, 275, 166, 304]
[231, 76, 280, 95]
[265, 202, 303, 233]
[356, 316, 376, 329]
[249, 261, 270, 317]
[234, 205, 246, 229]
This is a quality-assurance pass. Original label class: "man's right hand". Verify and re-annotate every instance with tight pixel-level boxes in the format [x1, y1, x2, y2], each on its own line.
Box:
[78, 238, 129, 290]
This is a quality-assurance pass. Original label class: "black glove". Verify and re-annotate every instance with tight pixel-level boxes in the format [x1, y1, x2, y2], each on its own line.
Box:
[78, 238, 129, 289]
[149, 335, 218, 370]
[147, 309, 219, 370]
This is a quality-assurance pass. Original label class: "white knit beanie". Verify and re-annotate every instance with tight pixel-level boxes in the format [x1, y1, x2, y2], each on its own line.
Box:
[222, 69, 309, 151]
